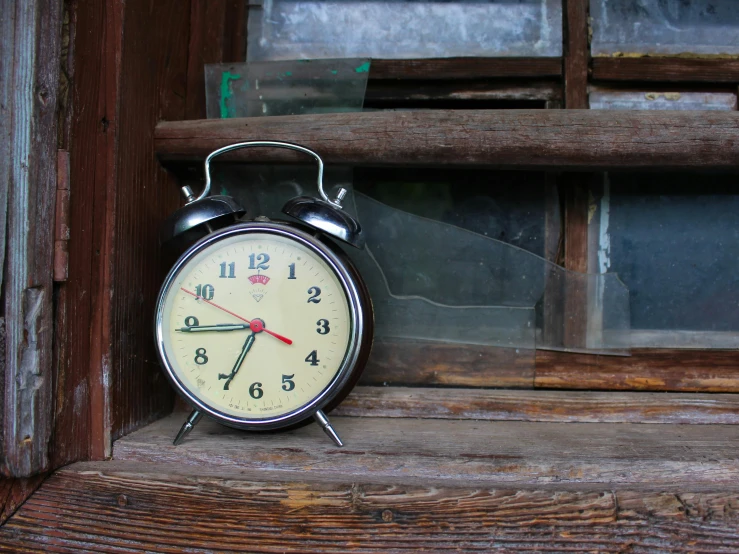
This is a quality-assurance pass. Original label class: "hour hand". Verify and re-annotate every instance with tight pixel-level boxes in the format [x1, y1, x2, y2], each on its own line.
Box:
[218, 331, 256, 390]
[176, 323, 251, 333]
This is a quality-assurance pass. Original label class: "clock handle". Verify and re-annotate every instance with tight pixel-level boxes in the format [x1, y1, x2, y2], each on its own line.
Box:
[197, 140, 344, 208]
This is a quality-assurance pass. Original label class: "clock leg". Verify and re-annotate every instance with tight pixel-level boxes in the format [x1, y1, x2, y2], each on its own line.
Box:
[173, 409, 203, 446]
[314, 409, 344, 447]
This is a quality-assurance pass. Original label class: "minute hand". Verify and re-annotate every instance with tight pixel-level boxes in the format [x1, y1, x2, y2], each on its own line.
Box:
[177, 323, 250, 333]
[180, 288, 293, 345]
[218, 331, 256, 391]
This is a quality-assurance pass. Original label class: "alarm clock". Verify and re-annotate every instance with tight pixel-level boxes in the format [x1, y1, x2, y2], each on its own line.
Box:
[154, 141, 373, 447]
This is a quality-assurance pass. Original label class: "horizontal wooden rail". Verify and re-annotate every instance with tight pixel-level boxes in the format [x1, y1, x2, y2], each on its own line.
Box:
[369, 57, 563, 80]
[592, 57, 739, 83]
[156, 110, 739, 169]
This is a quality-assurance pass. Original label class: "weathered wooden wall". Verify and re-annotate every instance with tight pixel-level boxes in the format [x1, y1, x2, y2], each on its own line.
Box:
[0, 0, 62, 477]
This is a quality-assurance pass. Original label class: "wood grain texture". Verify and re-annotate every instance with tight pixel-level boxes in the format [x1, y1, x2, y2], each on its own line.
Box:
[0, 474, 46, 525]
[155, 110, 739, 169]
[564, 0, 589, 108]
[113, 414, 739, 491]
[593, 57, 739, 83]
[334, 386, 739, 425]
[51, 0, 119, 469]
[365, 80, 560, 106]
[0, 0, 62, 477]
[359, 339, 535, 388]
[108, 0, 189, 444]
[360, 340, 739, 392]
[2, 462, 739, 552]
[369, 57, 563, 80]
[186, 0, 227, 120]
[536, 349, 739, 392]
[563, 175, 590, 350]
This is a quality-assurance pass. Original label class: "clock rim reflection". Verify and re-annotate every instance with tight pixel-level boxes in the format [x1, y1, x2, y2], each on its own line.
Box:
[154, 222, 365, 431]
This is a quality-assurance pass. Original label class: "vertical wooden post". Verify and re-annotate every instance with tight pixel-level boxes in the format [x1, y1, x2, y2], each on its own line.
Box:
[562, 0, 590, 349]
[0, 0, 62, 476]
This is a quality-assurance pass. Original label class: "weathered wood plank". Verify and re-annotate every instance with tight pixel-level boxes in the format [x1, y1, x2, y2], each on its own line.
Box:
[593, 57, 739, 83]
[563, 175, 591, 349]
[0, 475, 46, 525]
[360, 340, 739, 392]
[2, 462, 739, 552]
[0, 0, 62, 477]
[0, 461, 736, 552]
[369, 57, 563, 80]
[563, 0, 589, 109]
[154, 110, 739, 169]
[536, 349, 739, 392]
[365, 80, 560, 106]
[51, 0, 118, 469]
[185, 0, 227, 120]
[359, 339, 535, 388]
[113, 414, 739, 490]
[108, 0, 189, 443]
[334, 387, 739, 425]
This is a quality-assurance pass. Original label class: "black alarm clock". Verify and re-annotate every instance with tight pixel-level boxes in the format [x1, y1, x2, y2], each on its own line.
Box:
[155, 141, 373, 447]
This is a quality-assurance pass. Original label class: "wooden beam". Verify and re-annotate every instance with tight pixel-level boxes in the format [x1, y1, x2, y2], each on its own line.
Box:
[535, 349, 739, 392]
[336, 387, 739, 425]
[107, 0, 189, 443]
[113, 414, 739, 490]
[359, 340, 534, 389]
[154, 110, 739, 169]
[593, 57, 739, 83]
[4, 462, 739, 552]
[563, 0, 589, 109]
[369, 57, 563, 80]
[0, 0, 62, 477]
[360, 340, 739, 392]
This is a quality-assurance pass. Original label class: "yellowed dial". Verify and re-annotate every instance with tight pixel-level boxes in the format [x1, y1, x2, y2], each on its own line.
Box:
[158, 227, 355, 422]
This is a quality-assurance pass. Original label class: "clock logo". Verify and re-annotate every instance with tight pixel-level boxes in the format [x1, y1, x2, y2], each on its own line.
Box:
[248, 273, 270, 302]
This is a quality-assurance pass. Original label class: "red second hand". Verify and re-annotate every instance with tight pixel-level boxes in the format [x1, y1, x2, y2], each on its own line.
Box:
[180, 288, 293, 345]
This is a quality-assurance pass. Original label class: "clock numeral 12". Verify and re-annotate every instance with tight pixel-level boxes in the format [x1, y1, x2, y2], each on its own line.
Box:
[249, 253, 270, 270]
[219, 261, 236, 278]
[288, 263, 296, 279]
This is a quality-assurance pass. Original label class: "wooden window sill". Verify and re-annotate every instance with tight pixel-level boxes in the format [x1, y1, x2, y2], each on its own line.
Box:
[112, 393, 739, 492]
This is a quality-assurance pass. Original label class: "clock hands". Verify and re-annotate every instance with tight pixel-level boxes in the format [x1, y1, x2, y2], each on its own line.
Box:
[176, 323, 251, 332]
[218, 329, 257, 391]
[180, 287, 293, 345]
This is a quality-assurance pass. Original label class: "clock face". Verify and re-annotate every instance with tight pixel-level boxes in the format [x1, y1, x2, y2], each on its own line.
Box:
[156, 225, 359, 425]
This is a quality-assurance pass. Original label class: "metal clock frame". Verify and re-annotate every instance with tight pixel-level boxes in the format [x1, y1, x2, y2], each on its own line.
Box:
[155, 221, 370, 438]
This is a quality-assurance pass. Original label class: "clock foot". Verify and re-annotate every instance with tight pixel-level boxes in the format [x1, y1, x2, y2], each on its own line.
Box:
[314, 409, 344, 447]
[173, 409, 203, 446]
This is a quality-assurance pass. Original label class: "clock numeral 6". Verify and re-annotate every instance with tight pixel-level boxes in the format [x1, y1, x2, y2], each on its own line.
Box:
[249, 382, 263, 399]
[282, 374, 295, 391]
[307, 286, 321, 303]
[194, 348, 208, 365]
[316, 319, 330, 335]
[195, 284, 214, 300]
[305, 350, 320, 366]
